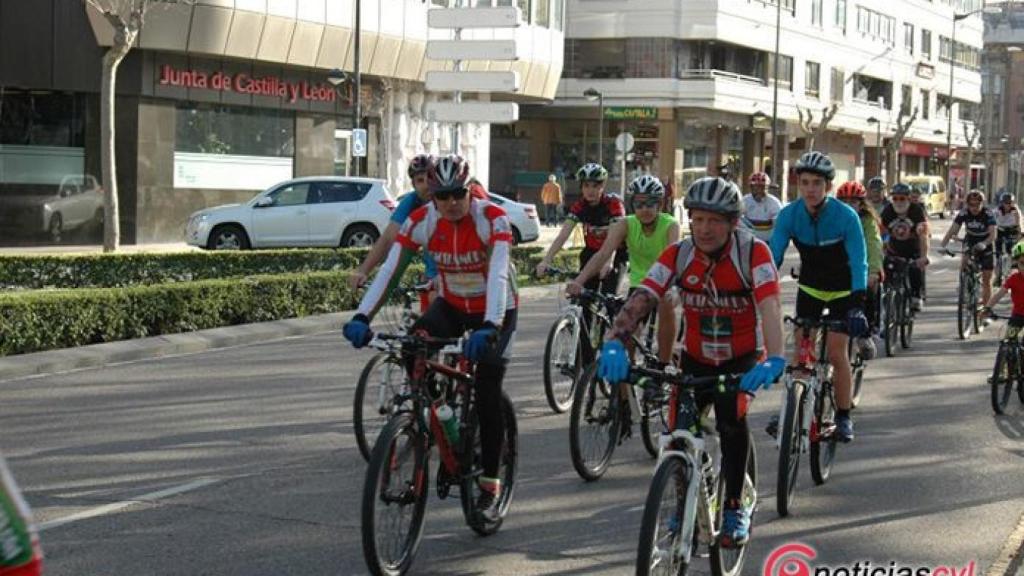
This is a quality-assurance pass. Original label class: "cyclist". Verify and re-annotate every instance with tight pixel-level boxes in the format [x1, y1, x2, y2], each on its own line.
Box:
[880, 183, 930, 311]
[0, 453, 42, 576]
[836, 181, 882, 359]
[941, 189, 998, 326]
[995, 192, 1021, 268]
[742, 171, 784, 242]
[566, 175, 680, 364]
[349, 154, 437, 295]
[867, 176, 888, 214]
[769, 151, 868, 443]
[598, 176, 785, 548]
[984, 241, 1024, 327]
[342, 155, 517, 524]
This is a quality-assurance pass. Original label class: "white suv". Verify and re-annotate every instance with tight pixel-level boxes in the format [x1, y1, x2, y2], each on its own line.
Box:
[185, 177, 395, 250]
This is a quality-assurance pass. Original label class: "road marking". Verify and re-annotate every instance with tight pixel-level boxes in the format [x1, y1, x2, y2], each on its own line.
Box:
[933, 269, 948, 276]
[39, 477, 220, 531]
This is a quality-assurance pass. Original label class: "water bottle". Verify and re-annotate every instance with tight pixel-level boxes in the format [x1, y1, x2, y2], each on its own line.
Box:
[437, 404, 460, 445]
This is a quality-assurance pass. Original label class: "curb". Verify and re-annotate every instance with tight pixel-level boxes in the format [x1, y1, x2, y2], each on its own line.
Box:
[988, 510, 1024, 576]
[0, 283, 564, 382]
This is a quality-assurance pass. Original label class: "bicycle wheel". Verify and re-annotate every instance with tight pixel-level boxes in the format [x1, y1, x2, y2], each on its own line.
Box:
[361, 413, 429, 576]
[709, 433, 756, 576]
[640, 382, 670, 459]
[461, 392, 518, 536]
[543, 316, 580, 414]
[883, 288, 898, 357]
[354, 353, 407, 462]
[991, 343, 1014, 415]
[847, 338, 864, 409]
[810, 383, 838, 485]
[957, 273, 972, 340]
[971, 277, 981, 335]
[900, 285, 915, 349]
[776, 380, 804, 518]
[636, 455, 692, 576]
[569, 363, 621, 481]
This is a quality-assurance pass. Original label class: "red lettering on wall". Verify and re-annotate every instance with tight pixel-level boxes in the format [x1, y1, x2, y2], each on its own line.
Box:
[158, 65, 338, 103]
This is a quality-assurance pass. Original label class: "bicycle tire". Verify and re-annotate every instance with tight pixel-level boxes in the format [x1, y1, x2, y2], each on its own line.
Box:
[900, 284, 915, 349]
[776, 380, 804, 518]
[709, 433, 756, 576]
[543, 316, 580, 414]
[957, 272, 972, 340]
[971, 276, 981, 335]
[847, 338, 864, 409]
[636, 455, 692, 576]
[461, 392, 518, 536]
[809, 383, 837, 485]
[361, 413, 429, 576]
[354, 352, 407, 462]
[1016, 345, 1024, 405]
[991, 343, 1014, 415]
[883, 288, 898, 357]
[569, 363, 621, 482]
[640, 383, 669, 459]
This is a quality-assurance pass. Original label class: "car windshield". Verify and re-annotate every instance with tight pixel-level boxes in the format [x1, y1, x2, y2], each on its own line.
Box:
[908, 182, 930, 195]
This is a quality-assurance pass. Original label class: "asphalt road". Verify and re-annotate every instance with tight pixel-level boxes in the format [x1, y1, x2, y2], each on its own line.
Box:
[3, 219, 1023, 575]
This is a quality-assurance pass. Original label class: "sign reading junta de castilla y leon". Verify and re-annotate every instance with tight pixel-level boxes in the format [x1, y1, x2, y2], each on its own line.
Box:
[603, 107, 658, 120]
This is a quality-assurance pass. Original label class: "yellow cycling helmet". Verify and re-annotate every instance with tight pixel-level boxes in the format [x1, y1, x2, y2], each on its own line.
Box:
[1013, 240, 1024, 259]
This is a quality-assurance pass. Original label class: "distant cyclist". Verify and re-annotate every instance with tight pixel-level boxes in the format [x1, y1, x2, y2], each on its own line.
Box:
[836, 181, 882, 359]
[941, 189, 998, 327]
[880, 183, 930, 311]
[742, 172, 783, 242]
[867, 176, 888, 214]
[995, 192, 1021, 264]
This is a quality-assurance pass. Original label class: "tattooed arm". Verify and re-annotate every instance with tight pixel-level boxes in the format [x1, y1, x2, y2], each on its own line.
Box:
[608, 288, 660, 344]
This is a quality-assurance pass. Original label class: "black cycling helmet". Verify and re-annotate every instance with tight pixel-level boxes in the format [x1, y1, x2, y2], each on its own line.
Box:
[890, 182, 912, 197]
[407, 154, 434, 179]
[794, 151, 836, 181]
[868, 176, 886, 191]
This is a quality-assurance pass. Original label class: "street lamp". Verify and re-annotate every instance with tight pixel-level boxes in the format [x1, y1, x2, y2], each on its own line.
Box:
[584, 88, 604, 165]
[770, 0, 783, 198]
[867, 116, 881, 178]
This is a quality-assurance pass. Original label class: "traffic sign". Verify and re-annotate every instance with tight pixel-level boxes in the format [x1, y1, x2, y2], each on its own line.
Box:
[426, 40, 519, 61]
[425, 102, 519, 124]
[352, 128, 367, 158]
[426, 71, 520, 93]
[615, 132, 635, 153]
[428, 6, 521, 29]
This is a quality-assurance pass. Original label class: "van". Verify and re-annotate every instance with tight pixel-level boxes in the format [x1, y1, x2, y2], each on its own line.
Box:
[902, 175, 949, 219]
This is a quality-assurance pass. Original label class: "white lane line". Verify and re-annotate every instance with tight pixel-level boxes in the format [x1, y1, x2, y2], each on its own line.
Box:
[39, 477, 220, 531]
[933, 269, 948, 275]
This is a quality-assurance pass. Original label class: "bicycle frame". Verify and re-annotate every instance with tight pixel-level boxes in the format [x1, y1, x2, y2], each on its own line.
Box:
[779, 317, 841, 451]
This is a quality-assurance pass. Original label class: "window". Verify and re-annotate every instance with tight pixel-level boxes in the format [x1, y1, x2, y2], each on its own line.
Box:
[768, 53, 794, 89]
[921, 89, 930, 119]
[626, 38, 676, 78]
[806, 61, 821, 97]
[831, 67, 845, 103]
[565, 39, 626, 79]
[680, 41, 765, 80]
[939, 35, 981, 70]
[811, 0, 822, 26]
[516, 0, 530, 23]
[315, 181, 371, 203]
[856, 6, 895, 45]
[0, 90, 86, 148]
[853, 74, 893, 109]
[552, 0, 564, 31]
[835, 0, 847, 32]
[937, 94, 952, 118]
[268, 183, 311, 207]
[901, 85, 912, 115]
[904, 23, 914, 55]
[535, 0, 549, 27]
[176, 103, 295, 157]
[921, 29, 932, 60]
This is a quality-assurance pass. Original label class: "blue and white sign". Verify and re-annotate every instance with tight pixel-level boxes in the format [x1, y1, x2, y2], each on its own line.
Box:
[352, 128, 368, 158]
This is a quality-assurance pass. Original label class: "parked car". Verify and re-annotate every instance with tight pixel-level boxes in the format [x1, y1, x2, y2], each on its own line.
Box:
[185, 177, 395, 250]
[394, 191, 541, 244]
[902, 175, 949, 219]
[0, 174, 104, 242]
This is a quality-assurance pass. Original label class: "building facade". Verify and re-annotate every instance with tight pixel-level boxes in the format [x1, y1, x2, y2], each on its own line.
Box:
[982, 3, 1024, 198]
[0, 0, 564, 245]
[508, 0, 983, 202]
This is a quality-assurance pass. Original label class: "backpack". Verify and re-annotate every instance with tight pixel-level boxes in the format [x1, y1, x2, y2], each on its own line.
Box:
[672, 227, 758, 291]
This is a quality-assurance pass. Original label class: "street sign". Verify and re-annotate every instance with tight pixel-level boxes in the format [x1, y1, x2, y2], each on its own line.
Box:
[425, 102, 519, 124]
[352, 128, 367, 158]
[426, 40, 519, 61]
[615, 132, 635, 153]
[605, 107, 657, 120]
[426, 71, 520, 93]
[428, 7, 521, 29]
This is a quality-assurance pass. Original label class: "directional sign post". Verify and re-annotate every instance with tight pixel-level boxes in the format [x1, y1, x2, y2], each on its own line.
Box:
[352, 128, 367, 158]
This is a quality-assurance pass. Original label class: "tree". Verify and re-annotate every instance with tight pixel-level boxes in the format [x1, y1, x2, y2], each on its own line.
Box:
[83, 0, 190, 252]
[885, 106, 918, 182]
[962, 120, 981, 189]
[797, 103, 840, 152]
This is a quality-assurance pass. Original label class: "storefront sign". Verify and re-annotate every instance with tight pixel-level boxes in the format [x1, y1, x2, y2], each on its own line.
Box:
[158, 65, 338, 104]
[916, 62, 935, 80]
[900, 140, 949, 159]
[604, 107, 658, 120]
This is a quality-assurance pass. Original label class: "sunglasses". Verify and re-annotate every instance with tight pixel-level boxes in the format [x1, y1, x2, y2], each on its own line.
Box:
[633, 197, 661, 209]
[891, 196, 909, 202]
[434, 188, 468, 201]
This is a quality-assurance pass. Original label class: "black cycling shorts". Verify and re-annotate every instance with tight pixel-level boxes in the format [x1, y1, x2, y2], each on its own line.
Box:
[795, 290, 855, 334]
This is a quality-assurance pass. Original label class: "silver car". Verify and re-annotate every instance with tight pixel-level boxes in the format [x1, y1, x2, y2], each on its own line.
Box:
[0, 175, 104, 242]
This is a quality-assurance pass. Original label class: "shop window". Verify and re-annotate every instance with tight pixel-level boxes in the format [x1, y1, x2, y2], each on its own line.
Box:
[0, 90, 85, 148]
[175, 103, 294, 157]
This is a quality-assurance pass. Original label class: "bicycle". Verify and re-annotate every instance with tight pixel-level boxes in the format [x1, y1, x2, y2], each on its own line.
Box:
[361, 332, 517, 576]
[946, 245, 984, 340]
[568, 289, 671, 481]
[633, 364, 755, 576]
[879, 255, 916, 357]
[987, 312, 1024, 415]
[995, 228, 1019, 286]
[774, 316, 850, 518]
[353, 281, 434, 461]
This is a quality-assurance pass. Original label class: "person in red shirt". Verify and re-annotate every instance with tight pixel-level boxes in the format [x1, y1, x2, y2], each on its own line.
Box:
[598, 176, 785, 549]
[0, 454, 42, 576]
[985, 240, 1024, 329]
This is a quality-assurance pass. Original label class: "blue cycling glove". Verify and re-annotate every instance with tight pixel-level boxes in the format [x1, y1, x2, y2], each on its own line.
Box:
[740, 356, 787, 392]
[846, 308, 869, 338]
[464, 324, 498, 362]
[598, 340, 630, 383]
[343, 314, 373, 348]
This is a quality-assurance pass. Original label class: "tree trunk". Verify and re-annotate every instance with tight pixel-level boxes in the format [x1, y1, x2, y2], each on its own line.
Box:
[100, 43, 131, 252]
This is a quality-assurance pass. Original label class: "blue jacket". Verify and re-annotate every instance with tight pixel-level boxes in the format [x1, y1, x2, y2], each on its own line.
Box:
[769, 197, 867, 293]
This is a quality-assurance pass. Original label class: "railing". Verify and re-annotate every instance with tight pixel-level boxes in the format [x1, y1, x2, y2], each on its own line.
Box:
[678, 69, 767, 85]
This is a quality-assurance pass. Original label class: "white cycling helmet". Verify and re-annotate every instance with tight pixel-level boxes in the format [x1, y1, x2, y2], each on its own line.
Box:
[684, 177, 743, 216]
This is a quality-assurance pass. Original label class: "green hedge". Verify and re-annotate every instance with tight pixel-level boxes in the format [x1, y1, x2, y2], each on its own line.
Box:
[0, 246, 573, 291]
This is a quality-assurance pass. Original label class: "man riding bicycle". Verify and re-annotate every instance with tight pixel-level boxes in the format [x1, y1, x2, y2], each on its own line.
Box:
[769, 151, 869, 443]
[567, 174, 680, 364]
[597, 176, 786, 549]
[941, 189, 998, 326]
[880, 183, 930, 311]
[995, 192, 1021, 265]
[867, 176, 888, 214]
[343, 155, 517, 524]
[742, 171, 783, 242]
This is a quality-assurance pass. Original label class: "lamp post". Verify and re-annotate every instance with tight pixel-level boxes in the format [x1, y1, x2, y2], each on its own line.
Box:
[770, 0, 783, 198]
[867, 116, 881, 178]
[327, 68, 350, 175]
[584, 88, 604, 165]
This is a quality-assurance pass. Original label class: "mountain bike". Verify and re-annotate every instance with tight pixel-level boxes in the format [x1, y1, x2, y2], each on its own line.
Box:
[568, 289, 671, 481]
[987, 312, 1024, 415]
[879, 255, 916, 357]
[995, 228, 1019, 286]
[353, 281, 433, 461]
[361, 332, 517, 576]
[947, 246, 984, 340]
[774, 316, 848, 518]
[634, 364, 755, 576]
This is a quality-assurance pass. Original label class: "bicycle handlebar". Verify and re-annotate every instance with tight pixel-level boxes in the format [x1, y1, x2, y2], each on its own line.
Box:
[376, 332, 463, 349]
[629, 364, 747, 394]
[784, 315, 847, 331]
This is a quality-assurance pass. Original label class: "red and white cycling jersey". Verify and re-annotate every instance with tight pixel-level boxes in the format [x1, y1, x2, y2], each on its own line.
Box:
[358, 199, 518, 325]
[641, 236, 780, 366]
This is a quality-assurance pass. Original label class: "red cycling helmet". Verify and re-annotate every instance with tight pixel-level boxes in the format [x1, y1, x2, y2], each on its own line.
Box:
[749, 172, 771, 187]
[836, 181, 867, 200]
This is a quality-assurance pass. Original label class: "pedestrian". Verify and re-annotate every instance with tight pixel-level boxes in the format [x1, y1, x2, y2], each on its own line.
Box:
[541, 174, 562, 227]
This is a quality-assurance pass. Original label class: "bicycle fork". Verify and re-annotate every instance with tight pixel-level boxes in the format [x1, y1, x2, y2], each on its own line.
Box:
[658, 431, 707, 566]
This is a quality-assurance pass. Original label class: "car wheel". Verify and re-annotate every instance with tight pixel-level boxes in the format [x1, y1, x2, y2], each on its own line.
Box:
[48, 213, 63, 243]
[341, 224, 378, 248]
[511, 226, 522, 245]
[207, 224, 250, 250]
